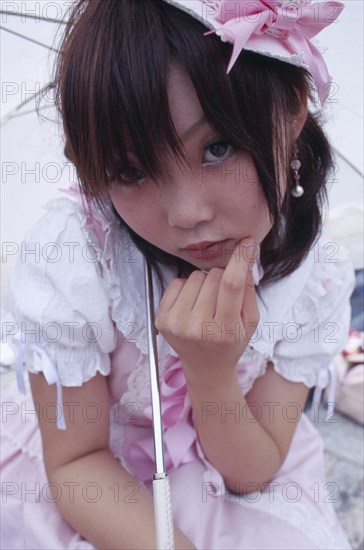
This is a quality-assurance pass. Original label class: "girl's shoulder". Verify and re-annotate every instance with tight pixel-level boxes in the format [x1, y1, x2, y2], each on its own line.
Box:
[293, 239, 355, 321]
[253, 239, 356, 388]
[10, 192, 134, 295]
[9, 195, 113, 313]
[8, 195, 118, 386]
[17, 192, 126, 259]
[259, 239, 355, 325]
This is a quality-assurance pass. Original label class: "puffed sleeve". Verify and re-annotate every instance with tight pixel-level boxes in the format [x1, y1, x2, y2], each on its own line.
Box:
[271, 243, 355, 393]
[8, 198, 116, 427]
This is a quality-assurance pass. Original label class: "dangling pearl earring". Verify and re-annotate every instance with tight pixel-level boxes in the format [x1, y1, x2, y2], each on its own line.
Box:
[291, 142, 304, 197]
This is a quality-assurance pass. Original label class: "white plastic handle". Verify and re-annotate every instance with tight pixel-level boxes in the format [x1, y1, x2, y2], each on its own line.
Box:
[153, 476, 174, 550]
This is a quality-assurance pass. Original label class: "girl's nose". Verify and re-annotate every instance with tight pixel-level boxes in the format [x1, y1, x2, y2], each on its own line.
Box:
[165, 179, 215, 229]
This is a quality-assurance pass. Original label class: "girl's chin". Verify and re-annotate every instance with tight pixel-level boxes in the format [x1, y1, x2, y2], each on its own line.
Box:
[180, 253, 232, 271]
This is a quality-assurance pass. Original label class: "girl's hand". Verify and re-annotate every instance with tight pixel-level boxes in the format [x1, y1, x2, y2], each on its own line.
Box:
[155, 239, 260, 385]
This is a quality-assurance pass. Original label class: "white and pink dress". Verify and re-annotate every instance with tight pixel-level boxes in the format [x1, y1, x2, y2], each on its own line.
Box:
[1, 192, 355, 549]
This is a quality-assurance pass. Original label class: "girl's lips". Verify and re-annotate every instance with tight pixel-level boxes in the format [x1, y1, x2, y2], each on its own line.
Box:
[183, 239, 230, 259]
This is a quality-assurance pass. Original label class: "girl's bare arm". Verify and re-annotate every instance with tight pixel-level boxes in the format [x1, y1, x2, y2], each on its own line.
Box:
[29, 372, 195, 550]
[185, 362, 309, 494]
[155, 240, 309, 493]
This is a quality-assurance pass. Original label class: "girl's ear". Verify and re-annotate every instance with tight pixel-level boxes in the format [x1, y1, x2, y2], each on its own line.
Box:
[293, 94, 308, 139]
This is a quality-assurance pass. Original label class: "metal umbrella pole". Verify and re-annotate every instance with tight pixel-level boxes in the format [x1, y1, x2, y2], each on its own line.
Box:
[144, 258, 175, 550]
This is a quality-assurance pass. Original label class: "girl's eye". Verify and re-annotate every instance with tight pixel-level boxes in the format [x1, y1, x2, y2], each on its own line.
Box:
[203, 140, 233, 164]
[114, 167, 145, 186]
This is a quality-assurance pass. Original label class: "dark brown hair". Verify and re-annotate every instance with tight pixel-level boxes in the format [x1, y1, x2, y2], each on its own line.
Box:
[53, 0, 333, 290]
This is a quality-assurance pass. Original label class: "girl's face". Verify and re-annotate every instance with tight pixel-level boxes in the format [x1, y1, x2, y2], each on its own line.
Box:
[110, 62, 273, 270]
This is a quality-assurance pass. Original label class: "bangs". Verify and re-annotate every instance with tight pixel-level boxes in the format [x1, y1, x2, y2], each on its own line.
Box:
[56, 0, 256, 197]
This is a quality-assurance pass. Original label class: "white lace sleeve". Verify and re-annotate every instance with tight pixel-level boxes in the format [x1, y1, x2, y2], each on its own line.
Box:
[271, 243, 355, 388]
[8, 198, 116, 389]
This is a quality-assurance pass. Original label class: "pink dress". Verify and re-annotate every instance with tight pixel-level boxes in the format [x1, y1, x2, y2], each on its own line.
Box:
[1, 194, 355, 549]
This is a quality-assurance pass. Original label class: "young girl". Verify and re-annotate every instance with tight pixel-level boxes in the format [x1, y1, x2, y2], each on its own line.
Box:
[1, 0, 356, 548]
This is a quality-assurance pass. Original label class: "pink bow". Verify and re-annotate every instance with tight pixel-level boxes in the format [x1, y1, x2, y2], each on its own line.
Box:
[205, 0, 344, 105]
[128, 356, 197, 482]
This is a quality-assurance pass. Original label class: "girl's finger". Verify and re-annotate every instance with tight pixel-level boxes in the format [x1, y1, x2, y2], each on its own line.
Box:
[157, 278, 186, 312]
[241, 268, 260, 329]
[192, 267, 224, 317]
[215, 239, 257, 322]
[168, 270, 207, 312]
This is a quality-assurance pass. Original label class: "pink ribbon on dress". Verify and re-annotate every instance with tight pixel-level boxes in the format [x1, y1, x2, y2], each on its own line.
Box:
[128, 353, 261, 487]
[204, 0, 344, 105]
[129, 356, 198, 483]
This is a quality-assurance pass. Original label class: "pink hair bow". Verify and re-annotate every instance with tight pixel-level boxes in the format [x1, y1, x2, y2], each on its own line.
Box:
[203, 0, 344, 105]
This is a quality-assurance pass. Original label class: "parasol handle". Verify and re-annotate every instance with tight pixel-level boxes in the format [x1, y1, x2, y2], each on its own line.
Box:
[153, 474, 174, 549]
[144, 258, 175, 550]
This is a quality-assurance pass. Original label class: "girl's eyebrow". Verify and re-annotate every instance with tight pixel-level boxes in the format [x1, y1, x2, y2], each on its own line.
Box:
[126, 116, 208, 154]
[180, 116, 208, 142]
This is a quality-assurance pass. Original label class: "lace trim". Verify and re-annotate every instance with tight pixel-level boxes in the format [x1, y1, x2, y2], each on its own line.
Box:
[162, 0, 216, 31]
[108, 414, 136, 477]
[119, 351, 151, 411]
